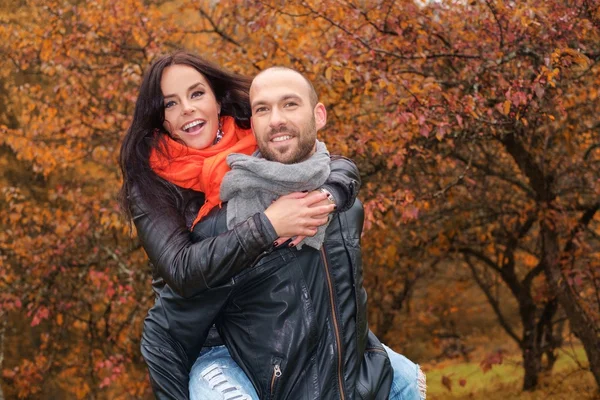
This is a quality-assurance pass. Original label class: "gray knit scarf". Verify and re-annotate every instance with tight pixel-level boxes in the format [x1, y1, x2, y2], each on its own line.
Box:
[220, 140, 331, 250]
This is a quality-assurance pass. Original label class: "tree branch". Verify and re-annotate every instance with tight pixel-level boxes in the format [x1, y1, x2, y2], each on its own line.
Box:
[464, 255, 521, 344]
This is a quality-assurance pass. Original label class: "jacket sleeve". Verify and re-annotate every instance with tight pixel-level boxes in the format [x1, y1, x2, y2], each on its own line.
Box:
[130, 187, 278, 299]
[321, 155, 361, 212]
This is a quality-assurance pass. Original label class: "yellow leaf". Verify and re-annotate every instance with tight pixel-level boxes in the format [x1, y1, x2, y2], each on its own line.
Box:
[325, 48, 335, 58]
[344, 70, 351, 84]
[502, 100, 511, 116]
[325, 67, 332, 81]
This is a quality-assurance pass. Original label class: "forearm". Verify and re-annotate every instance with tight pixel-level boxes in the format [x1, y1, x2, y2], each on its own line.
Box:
[321, 155, 361, 212]
[130, 190, 277, 298]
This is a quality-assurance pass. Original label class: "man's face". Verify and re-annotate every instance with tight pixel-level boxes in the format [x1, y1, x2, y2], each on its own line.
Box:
[250, 69, 326, 164]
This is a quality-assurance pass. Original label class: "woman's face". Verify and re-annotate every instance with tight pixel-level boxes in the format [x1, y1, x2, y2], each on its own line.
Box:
[161, 64, 220, 150]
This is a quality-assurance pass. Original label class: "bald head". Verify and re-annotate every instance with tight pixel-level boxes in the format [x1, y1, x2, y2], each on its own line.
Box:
[251, 67, 318, 108]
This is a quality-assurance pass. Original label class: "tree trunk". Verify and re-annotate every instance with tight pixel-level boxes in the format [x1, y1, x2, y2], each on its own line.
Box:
[521, 332, 543, 391]
[0, 315, 4, 400]
[541, 223, 600, 390]
[520, 315, 543, 391]
[538, 299, 560, 372]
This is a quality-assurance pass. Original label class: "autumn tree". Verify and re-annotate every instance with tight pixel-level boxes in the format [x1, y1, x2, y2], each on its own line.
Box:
[206, 0, 600, 391]
[1, 0, 599, 397]
[0, 0, 180, 397]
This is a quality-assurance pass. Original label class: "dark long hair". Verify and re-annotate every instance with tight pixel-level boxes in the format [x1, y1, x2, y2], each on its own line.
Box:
[118, 51, 252, 218]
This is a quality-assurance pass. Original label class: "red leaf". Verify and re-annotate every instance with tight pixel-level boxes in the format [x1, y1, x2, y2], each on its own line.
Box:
[441, 375, 452, 391]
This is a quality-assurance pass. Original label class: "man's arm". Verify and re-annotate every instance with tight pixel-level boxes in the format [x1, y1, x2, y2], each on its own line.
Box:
[320, 155, 361, 212]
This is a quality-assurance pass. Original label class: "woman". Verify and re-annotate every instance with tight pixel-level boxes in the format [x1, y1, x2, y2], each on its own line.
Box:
[119, 51, 425, 400]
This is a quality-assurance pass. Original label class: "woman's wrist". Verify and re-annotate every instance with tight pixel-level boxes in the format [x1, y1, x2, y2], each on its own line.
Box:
[257, 212, 279, 244]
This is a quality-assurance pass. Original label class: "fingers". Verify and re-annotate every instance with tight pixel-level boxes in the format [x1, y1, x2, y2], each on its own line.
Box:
[265, 194, 334, 239]
[273, 191, 330, 207]
[312, 213, 331, 220]
[275, 236, 291, 247]
[299, 227, 319, 237]
[310, 216, 329, 228]
[278, 191, 310, 200]
[275, 236, 308, 247]
[302, 191, 329, 206]
[310, 198, 332, 208]
[307, 204, 336, 217]
[289, 236, 306, 247]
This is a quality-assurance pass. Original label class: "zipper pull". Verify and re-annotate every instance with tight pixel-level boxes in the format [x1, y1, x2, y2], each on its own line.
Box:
[270, 362, 282, 399]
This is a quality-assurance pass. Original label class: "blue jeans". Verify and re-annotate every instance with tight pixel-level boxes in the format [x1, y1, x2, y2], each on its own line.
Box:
[189, 345, 426, 400]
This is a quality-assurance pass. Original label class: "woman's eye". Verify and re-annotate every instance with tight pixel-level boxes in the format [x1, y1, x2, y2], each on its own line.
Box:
[191, 91, 204, 99]
[164, 101, 176, 109]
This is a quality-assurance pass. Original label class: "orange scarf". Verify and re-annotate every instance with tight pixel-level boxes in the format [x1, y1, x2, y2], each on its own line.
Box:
[149, 116, 257, 229]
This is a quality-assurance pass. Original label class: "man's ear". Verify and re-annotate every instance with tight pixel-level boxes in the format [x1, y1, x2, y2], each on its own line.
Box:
[314, 103, 327, 130]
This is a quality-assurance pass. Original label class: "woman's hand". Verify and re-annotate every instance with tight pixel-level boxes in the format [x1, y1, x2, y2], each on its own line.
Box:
[278, 190, 334, 247]
[264, 191, 335, 244]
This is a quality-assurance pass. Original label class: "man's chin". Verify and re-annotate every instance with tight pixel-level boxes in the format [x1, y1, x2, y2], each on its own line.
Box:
[263, 147, 293, 163]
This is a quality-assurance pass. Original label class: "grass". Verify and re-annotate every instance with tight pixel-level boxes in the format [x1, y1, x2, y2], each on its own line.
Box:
[423, 346, 599, 399]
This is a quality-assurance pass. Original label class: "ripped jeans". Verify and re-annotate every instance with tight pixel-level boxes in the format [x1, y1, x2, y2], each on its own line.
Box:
[189, 344, 426, 400]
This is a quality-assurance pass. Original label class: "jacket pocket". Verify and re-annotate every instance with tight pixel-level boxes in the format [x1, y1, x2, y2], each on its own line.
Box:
[355, 332, 393, 400]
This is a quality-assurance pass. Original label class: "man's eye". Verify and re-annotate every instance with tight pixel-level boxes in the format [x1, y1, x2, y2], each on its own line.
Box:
[191, 91, 204, 98]
[255, 107, 267, 113]
[164, 101, 176, 109]
[284, 102, 298, 108]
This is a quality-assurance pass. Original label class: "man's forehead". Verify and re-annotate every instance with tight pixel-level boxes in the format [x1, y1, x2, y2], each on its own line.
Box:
[251, 70, 309, 99]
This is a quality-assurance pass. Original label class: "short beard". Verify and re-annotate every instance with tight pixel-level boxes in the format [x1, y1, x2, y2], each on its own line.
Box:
[259, 118, 316, 164]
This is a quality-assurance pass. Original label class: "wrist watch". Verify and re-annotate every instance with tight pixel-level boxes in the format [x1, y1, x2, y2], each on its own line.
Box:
[318, 188, 336, 205]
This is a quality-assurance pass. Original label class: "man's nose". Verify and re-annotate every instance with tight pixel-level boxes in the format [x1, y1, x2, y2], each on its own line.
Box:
[269, 107, 285, 128]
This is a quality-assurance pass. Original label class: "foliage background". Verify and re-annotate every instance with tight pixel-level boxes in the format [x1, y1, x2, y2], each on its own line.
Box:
[0, 0, 599, 398]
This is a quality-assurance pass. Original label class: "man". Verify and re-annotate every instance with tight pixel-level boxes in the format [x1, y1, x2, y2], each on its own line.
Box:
[188, 67, 426, 400]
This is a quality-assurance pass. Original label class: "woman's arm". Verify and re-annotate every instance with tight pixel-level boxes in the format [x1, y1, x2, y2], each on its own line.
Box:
[130, 186, 333, 298]
[130, 185, 277, 299]
[130, 156, 358, 297]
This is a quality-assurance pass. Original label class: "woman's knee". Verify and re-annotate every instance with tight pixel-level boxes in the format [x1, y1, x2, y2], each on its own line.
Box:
[189, 346, 258, 400]
[383, 344, 427, 400]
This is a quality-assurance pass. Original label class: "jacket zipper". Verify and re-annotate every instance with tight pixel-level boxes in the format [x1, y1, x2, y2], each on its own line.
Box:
[269, 360, 282, 399]
[320, 248, 346, 400]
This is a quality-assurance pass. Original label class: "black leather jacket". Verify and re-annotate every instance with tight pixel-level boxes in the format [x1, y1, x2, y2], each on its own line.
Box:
[133, 157, 392, 399]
